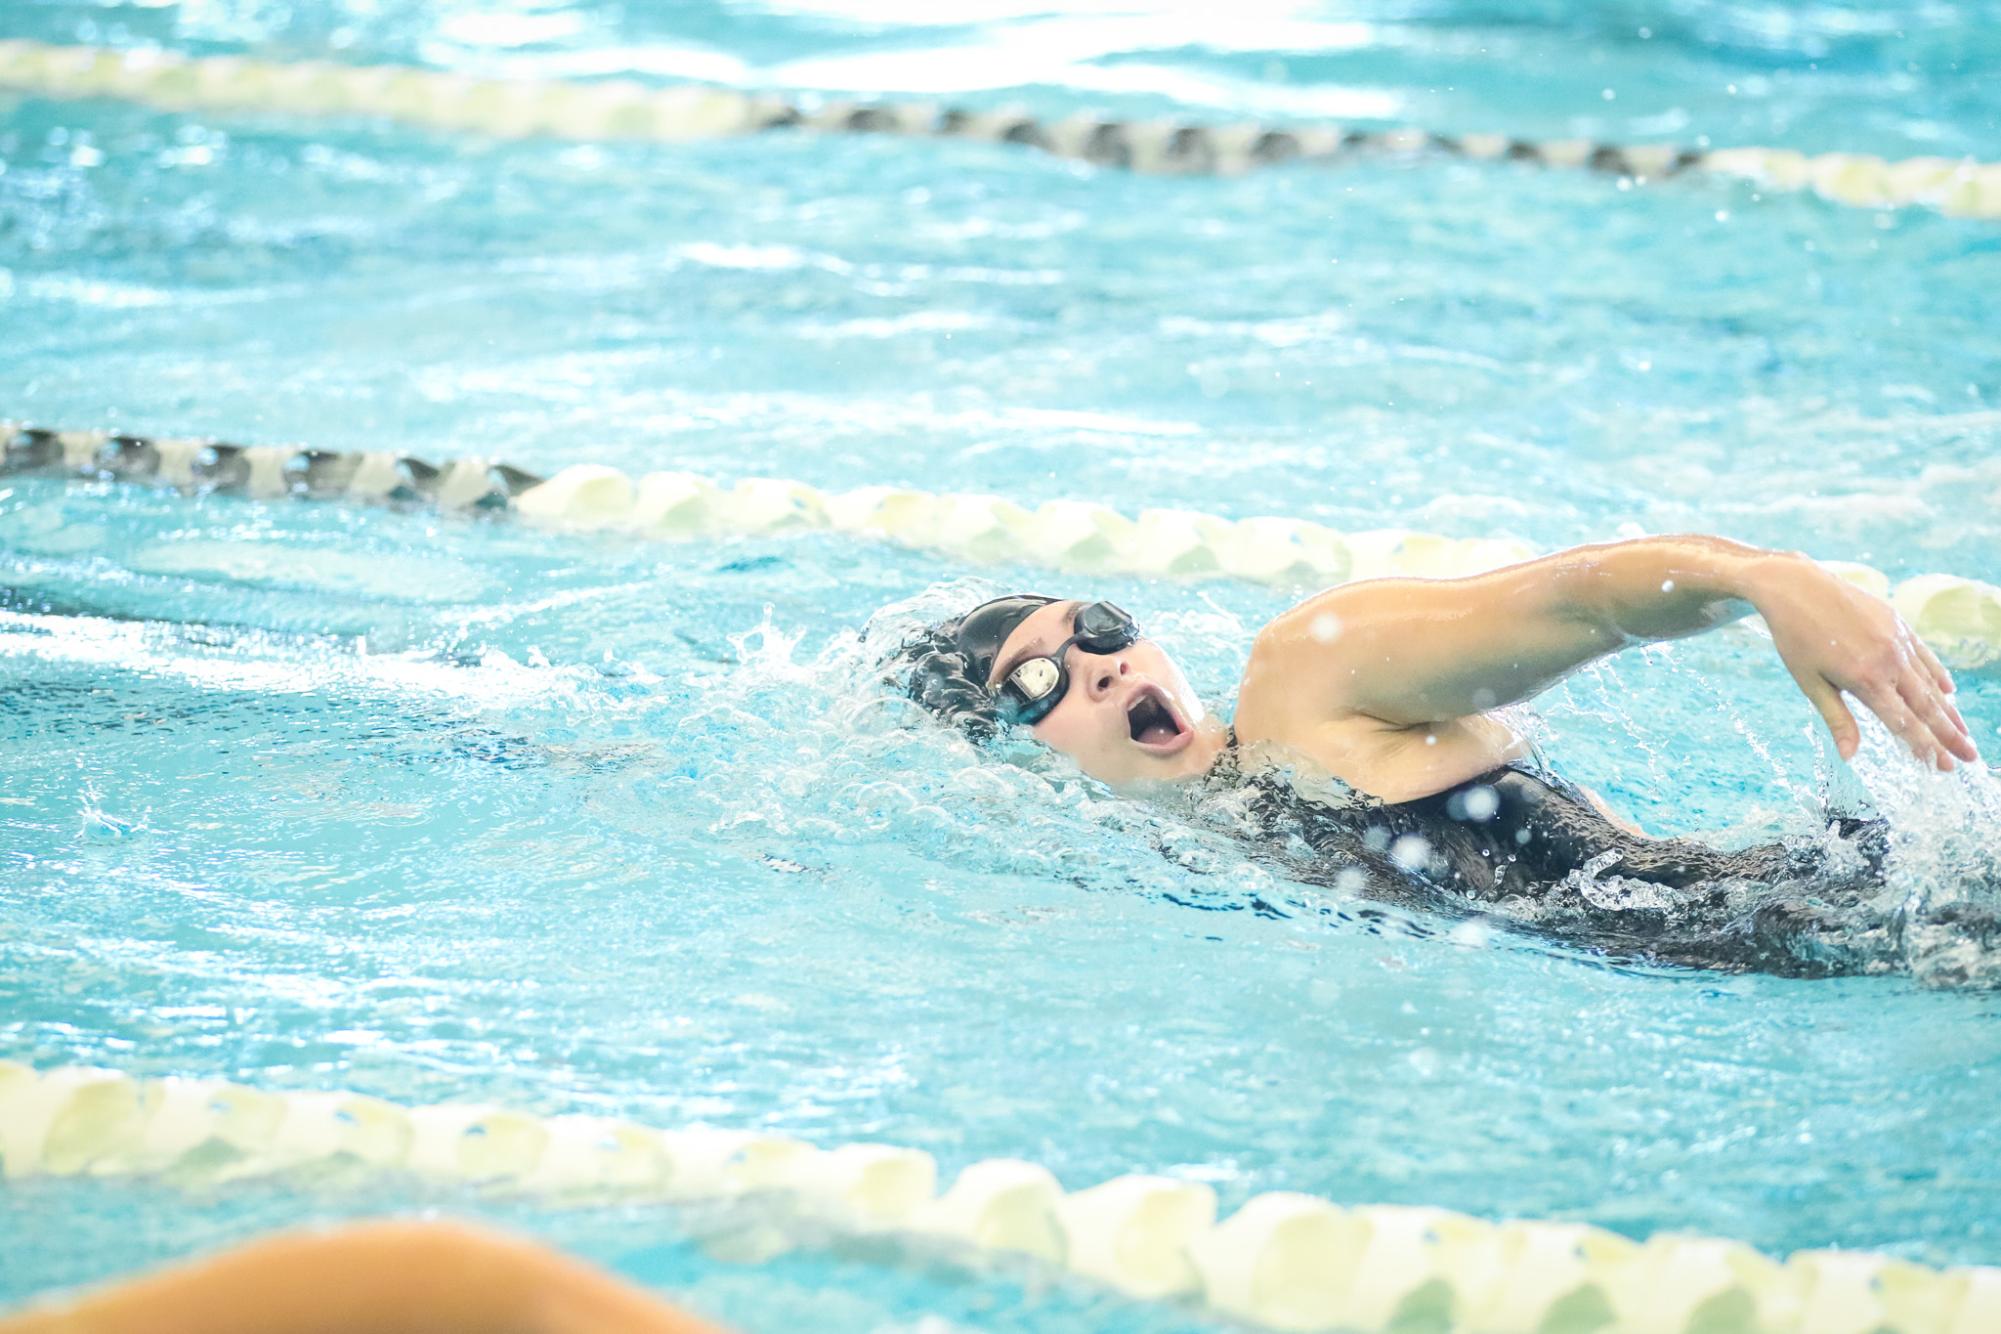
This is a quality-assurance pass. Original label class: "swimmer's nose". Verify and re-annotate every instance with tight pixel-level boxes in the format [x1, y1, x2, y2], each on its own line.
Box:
[1087, 657, 1129, 700]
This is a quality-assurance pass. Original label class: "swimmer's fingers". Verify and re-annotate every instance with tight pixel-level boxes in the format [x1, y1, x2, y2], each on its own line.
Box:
[1896, 664, 1980, 766]
[1856, 686, 1935, 768]
[1912, 633, 1956, 696]
[1796, 673, 1862, 761]
[1886, 620, 1977, 762]
[1858, 678, 1955, 771]
[1908, 634, 1973, 737]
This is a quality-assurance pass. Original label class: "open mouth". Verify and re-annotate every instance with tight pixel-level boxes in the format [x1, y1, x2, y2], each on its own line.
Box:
[1125, 684, 1190, 752]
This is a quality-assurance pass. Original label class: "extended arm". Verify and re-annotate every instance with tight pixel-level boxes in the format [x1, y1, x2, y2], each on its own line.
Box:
[0, 1220, 724, 1334]
[1259, 534, 1772, 723]
[1244, 533, 1975, 774]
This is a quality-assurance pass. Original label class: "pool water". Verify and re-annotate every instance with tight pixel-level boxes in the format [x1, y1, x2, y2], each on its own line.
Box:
[4, 2, 2001, 1330]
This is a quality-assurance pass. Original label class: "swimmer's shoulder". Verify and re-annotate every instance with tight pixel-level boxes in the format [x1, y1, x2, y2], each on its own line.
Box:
[1235, 632, 1528, 804]
[1231, 710, 1527, 806]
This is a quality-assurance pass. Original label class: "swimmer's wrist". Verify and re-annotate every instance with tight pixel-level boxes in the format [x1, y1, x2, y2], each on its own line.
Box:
[1650, 535, 1794, 612]
[1728, 545, 1817, 615]
[1600, 534, 1776, 639]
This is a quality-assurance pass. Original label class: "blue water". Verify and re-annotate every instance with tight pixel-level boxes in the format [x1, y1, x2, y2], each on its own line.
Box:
[4, 3, 2001, 1330]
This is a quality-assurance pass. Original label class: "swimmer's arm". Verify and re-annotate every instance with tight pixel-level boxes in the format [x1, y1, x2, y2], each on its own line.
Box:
[1250, 534, 1773, 725]
[0, 1219, 722, 1334]
[1247, 533, 1974, 769]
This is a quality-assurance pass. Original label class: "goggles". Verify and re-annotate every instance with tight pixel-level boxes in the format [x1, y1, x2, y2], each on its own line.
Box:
[993, 601, 1141, 727]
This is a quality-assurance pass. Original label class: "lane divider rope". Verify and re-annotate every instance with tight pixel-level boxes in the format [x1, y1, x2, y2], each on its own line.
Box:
[4, 1061, 1997, 1333]
[1, 40, 1997, 219]
[6, 422, 1998, 667]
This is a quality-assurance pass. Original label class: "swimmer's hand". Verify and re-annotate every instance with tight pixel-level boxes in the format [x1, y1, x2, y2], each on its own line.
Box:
[1750, 555, 1978, 772]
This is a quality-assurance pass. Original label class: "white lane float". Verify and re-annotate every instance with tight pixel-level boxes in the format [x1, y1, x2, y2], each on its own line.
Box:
[6, 1062, 2001, 1332]
[8, 422, 2001, 667]
[1054, 1173, 1217, 1298]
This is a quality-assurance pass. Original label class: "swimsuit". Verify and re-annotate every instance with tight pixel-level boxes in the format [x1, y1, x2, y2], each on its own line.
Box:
[1207, 734, 1904, 977]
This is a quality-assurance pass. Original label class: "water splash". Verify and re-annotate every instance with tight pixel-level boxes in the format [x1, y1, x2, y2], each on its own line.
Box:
[75, 776, 141, 842]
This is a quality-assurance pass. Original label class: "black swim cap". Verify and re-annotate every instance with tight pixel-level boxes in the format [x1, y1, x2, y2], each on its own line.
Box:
[892, 593, 1059, 741]
[951, 594, 1059, 684]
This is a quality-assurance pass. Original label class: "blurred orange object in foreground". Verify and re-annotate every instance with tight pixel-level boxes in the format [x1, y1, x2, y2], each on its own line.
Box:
[0, 1218, 731, 1334]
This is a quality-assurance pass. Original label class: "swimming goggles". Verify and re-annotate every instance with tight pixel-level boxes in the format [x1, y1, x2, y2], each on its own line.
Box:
[994, 601, 1141, 726]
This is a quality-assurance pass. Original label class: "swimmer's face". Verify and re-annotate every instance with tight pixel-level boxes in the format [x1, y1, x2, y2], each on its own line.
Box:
[987, 599, 1218, 787]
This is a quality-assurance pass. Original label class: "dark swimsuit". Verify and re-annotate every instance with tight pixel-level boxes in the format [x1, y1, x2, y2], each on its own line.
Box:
[1208, 734, 1905, 977]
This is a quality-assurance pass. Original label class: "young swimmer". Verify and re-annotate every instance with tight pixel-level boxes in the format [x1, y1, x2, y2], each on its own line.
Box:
[897, 533, 1984, 977]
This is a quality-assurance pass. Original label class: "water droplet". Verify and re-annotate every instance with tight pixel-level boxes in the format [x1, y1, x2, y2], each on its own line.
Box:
[1391, 835, 1432, 869]
[1447, 920, 1492, 949]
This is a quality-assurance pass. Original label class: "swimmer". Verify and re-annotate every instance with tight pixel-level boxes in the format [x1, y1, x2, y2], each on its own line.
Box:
[896, 533, 1985, 977]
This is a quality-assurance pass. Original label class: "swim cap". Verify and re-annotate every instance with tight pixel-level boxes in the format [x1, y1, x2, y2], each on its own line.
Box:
[950, 594, 1058, 685]
[891, 593, 1057, 741]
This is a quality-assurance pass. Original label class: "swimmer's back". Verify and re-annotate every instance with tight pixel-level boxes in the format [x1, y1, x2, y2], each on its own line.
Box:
[1222, 746, 1897, 977]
